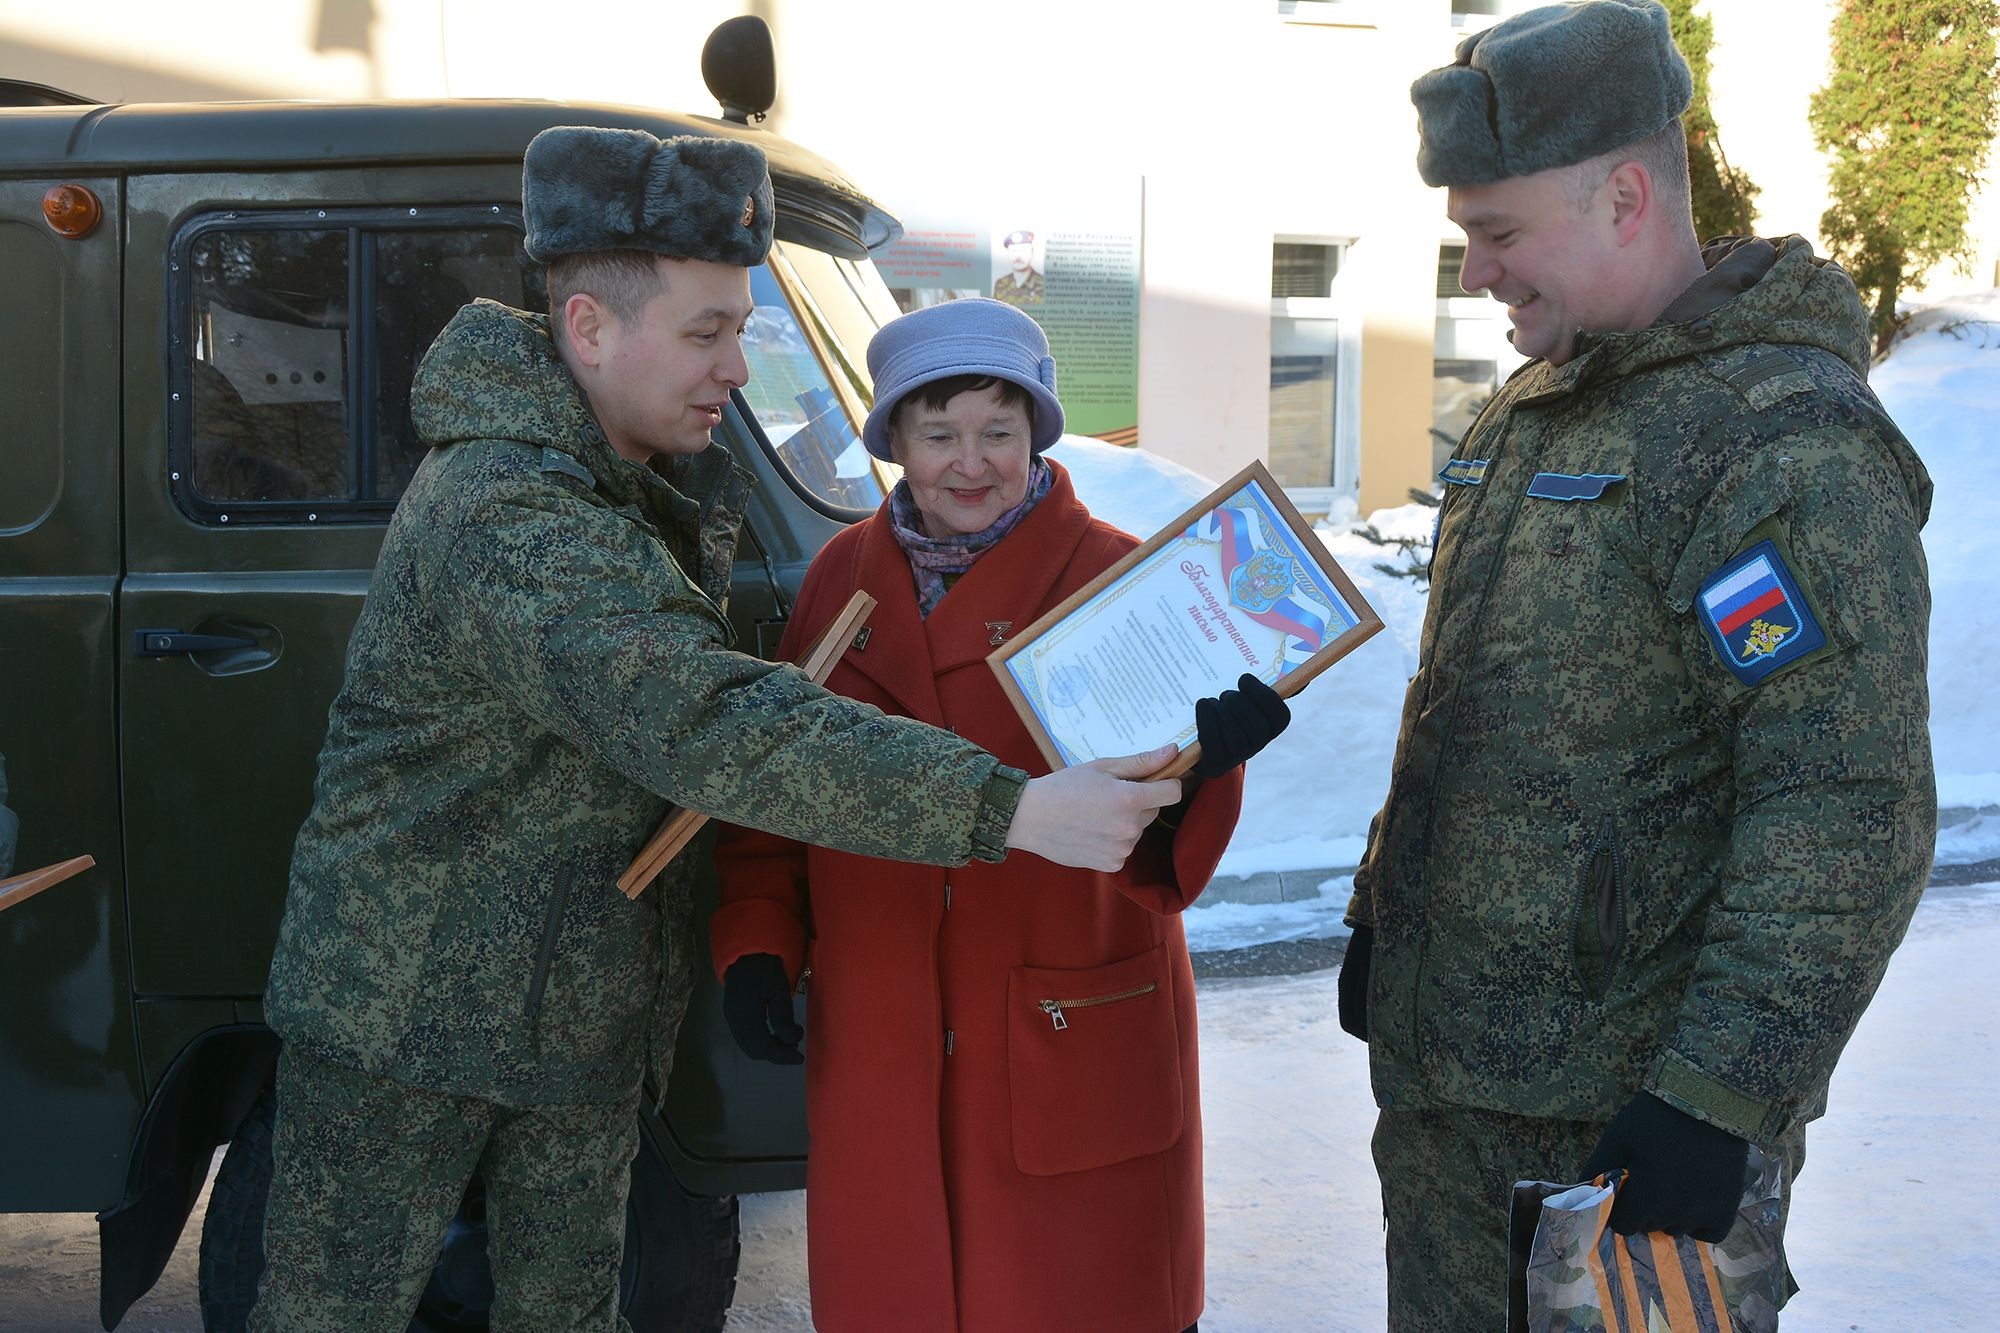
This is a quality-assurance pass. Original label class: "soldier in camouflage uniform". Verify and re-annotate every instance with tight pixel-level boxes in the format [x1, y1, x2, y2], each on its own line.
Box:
[992, 228, 1045, 306]
[253, 127, 1180, 1331]
[1336, 4, 1936, 1328]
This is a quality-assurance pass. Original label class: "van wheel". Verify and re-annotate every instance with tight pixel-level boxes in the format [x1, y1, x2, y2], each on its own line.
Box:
[196, 1087, 742, 1332]
[197, 1087, 277, 1331]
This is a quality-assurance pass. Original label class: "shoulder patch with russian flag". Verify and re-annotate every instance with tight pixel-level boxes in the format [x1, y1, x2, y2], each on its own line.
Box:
[1695, 539, 1827, 685]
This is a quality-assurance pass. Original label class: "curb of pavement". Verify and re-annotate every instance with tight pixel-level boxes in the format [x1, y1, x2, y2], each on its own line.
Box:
[1201, 865, 1353, 908]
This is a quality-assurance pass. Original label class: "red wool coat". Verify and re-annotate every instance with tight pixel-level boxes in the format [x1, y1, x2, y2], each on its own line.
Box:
[712, 463, 1241, 1332]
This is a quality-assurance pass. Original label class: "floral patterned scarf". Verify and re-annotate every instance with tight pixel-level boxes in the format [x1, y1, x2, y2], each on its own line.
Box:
[888, 457, 1055, 618]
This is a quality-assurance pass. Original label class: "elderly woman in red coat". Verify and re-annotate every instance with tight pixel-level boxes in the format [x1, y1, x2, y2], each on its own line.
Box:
[711, 298, 1288, 1333]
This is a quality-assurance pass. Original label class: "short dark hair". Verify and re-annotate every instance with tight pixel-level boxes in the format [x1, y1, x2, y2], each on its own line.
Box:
[544, 249, 669, 351]
[1563, 119, 1692, 217]
[889, 374, 1035, 432]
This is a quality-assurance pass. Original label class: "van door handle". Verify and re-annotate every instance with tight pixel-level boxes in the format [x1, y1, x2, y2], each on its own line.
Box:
[133, 629, 258, 656]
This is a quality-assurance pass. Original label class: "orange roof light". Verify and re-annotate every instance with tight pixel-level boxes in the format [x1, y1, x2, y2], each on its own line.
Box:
[43, 184, 103, 239]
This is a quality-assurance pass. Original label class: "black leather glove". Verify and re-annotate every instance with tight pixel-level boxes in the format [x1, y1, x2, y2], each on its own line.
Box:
[1337, 924, 1372, 1042]
[1581, 1093, 1749, 1241]
[721, 953, 804, 1065]
[1194, 673, 1291, 778]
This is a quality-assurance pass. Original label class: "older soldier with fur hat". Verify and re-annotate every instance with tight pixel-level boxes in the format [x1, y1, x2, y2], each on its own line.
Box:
[254, 130, 1183, 1330]
[1337, 1, 1935, 1327]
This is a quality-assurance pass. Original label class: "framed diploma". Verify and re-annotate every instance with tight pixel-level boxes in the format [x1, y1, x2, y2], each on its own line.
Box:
[989, 461, 1382, 777]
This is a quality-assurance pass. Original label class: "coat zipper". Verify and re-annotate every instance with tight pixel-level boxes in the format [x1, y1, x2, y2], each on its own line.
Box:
[1574, 814, 1625, 996]
[1037, 982, 1157, 1031]
[524, 863, 578, 1042]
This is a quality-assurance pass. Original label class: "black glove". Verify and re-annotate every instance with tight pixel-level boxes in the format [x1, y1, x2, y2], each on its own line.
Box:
[1337, 924, 1372, 1042]
[1194, 673, 1291, 778]
[721, 953, 804, 1065]
[1581, 1093, 1748, 1241]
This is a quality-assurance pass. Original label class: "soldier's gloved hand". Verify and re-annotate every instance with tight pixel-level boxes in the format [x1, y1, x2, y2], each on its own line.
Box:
[1337, 924, 1372, 1042]
[1194, 674, 1292, 778]
[721, 953, 804, 1065]
[1581, 1093, 1748, 1241]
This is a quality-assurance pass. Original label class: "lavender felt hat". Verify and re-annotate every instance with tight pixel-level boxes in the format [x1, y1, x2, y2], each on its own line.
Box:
[861, 298, 1065, 461]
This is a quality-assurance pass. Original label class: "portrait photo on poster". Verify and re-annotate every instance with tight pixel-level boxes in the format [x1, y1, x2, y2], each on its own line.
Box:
[991, 227, 1045, 307]
[989, 460, 1383, 776]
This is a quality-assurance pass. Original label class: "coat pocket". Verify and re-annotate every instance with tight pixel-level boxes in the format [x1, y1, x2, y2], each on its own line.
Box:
[1007, 945, 1183, 1177]
[1572, 814, 1625, 1000]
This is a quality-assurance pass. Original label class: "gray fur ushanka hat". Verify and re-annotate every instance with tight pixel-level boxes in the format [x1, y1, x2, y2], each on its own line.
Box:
[1411, 0, 1692, 188]
[522, 126, 774, 265]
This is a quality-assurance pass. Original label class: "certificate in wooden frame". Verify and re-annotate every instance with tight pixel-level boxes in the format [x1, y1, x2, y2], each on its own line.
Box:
[988, 461, 1383, 778]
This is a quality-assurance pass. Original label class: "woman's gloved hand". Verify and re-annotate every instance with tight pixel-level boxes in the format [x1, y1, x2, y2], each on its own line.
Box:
[1193, 674, 1292, 778]
[1581, 1092, 1749, 1241]
[721, 953, 805, 1065]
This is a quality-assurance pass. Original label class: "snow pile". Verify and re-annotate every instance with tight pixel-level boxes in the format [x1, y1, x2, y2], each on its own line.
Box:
[1869, 290, 2000, 815]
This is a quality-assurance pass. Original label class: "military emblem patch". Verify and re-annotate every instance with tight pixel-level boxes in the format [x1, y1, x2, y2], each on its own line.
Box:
[1696, 539, 1826, 685]
[1438, 458, 1490, 487]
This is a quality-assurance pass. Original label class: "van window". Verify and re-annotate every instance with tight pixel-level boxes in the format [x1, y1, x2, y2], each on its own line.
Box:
[170, 208, 540, 524]
[741, 246, 894, 514]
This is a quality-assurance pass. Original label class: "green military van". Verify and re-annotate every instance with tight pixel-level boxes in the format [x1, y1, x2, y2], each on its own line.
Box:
[0, 19, 886, 1330]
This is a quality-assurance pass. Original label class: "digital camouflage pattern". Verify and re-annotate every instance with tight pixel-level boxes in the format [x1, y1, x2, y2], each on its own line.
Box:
[264, 299, 1025, 1107]
[0, 753, 16, 877]
[1347, 236, 1936, 1144]
[253, 1044, 640, 1332]
[991, 269, 1044, 306]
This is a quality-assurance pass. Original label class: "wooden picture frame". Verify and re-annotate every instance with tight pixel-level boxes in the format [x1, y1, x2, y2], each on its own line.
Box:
[616, 590, 878, 898]
[0, 855, 96, 915]
[988, 460, 1383, 778]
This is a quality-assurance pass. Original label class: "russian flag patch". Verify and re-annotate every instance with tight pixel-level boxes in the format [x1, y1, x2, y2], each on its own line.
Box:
[1695, 539, 1826, 685]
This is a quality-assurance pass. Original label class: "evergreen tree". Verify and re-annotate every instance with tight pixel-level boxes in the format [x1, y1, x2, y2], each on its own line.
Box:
[1811, 0, 2000, 352]
[1663, 0, 1760, 240]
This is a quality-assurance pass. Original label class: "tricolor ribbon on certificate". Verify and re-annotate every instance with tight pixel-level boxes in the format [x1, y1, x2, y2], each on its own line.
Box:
[1190, 503, 1340, 677]
[990, 461, 1382, 776]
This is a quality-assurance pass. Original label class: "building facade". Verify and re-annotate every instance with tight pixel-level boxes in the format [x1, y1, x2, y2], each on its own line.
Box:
[7, 0, 1990, 515]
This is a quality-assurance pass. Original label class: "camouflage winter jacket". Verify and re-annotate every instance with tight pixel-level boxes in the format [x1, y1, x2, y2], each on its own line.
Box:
[265, 300, 1023, 1105]
[1348, 237, 1936, 1145]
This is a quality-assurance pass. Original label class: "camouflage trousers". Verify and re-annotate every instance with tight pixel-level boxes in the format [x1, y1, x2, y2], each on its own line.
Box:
[250, 1044, 640, 1333]
[1371, 1106, 1801, 1333]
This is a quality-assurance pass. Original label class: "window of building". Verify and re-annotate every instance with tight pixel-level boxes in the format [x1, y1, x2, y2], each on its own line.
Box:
[1268, 238, 1358, 512]
[1431, 238, 1524, 475]
[172, 208, 541, 524]
[1451, 0, 1536, 31]
[1276, 0, 1384, 27]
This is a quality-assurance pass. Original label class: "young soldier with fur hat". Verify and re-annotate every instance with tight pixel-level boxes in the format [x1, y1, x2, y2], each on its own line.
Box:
[1337, 1, 1934, 1326]
[254, 129, 1183, 1330]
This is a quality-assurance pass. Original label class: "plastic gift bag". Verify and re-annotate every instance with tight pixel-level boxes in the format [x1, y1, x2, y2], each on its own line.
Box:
[1507, 1148, 1789, 1333]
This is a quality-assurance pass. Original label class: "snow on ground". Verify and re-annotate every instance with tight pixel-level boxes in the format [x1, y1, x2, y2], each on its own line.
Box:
[1867, 289, 2000, 811]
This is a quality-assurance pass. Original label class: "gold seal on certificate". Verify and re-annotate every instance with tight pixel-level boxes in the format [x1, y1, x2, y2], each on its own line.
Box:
[989, 461, 1383, 777]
